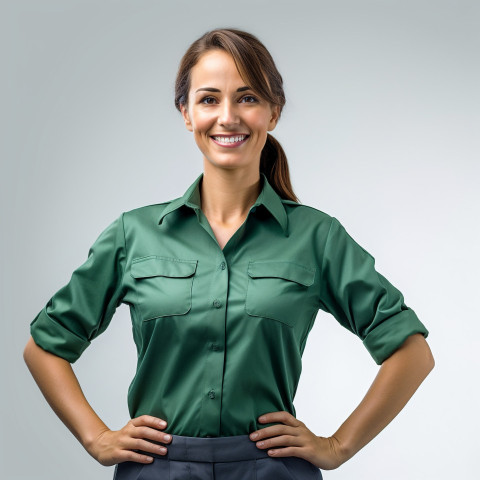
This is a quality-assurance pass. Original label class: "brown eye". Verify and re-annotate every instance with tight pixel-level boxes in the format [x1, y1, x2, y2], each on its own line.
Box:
[241, 95, 258, 103]
[201, 96, 217, 105]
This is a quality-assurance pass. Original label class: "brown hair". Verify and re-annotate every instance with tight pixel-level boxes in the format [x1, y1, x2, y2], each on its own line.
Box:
[174, 28, 299, 202]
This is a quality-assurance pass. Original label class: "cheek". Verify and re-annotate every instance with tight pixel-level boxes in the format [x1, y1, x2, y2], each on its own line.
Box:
[190, 110, 214, 133]
[193, 130, 209, 151]
[246, 111, 272, 135]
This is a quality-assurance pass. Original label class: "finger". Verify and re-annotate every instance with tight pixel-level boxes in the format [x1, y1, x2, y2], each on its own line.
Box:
[130, 415, 167, 429]
[258, 411, 301, 427]
[126, 438, 168, 456]
[264, 446, 306, 459]
[254, 434, 300, 450]
[130, 426, 172, 444]
[250, 424, 298, 441]
[116, 449, 156, 464]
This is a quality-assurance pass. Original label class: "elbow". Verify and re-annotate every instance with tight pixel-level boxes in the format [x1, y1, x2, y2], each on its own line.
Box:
[396, 333, 435, 377]
[23, 337, 34, 366]
[419, 335, 435, 377]
[23, 336, 42, 368]
[426, 346, 435, 374]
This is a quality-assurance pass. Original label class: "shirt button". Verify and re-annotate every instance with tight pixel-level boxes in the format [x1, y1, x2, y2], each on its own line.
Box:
[220, 261, 226, 270]
[213, 299, 222, 308]
[208, 390, 216, 399]
[251, 206, 257, 213]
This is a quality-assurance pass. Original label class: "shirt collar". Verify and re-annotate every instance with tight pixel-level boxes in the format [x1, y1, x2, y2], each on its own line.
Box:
[158, 172, 289, 236]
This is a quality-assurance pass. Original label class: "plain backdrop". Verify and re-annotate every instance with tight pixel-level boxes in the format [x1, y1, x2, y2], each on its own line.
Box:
[2, 0, 479, 479]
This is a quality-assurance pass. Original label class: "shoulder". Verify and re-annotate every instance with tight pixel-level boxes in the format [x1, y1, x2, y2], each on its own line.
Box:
[281, 199, 335, 226]
[121, 197, 180, 224]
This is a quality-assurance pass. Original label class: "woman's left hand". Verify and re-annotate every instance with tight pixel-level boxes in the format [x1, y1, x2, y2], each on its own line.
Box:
[249, 411, 346, 470]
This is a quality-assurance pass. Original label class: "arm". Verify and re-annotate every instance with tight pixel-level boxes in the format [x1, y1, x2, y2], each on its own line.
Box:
[331, 332, 434, 465]
[23, 336, 172, 466]
[312, 216, 434, 466]
[249, 333, 434, 469]
[250, 218, 434, 466]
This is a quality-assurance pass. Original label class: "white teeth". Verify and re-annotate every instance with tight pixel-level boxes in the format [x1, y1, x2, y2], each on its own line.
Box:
[213, 135, 246, 144]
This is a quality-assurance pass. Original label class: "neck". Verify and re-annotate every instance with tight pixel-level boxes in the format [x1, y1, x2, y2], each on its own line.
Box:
[200, 164, 261, 224]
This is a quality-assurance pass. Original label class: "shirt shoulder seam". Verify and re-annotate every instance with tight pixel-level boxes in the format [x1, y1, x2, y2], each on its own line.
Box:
[124, 199, 178, 215]
[282, 201, 335, 218]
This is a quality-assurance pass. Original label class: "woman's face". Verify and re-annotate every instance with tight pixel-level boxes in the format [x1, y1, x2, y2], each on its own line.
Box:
[180, 49, 279, 173]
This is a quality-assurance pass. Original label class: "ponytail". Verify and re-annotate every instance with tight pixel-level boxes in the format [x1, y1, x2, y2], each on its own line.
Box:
[260, 134, 299, 203]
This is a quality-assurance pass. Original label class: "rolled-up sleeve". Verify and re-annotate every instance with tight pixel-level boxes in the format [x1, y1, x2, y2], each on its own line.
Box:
[29, 214, 127, 363]
[319, 217, 428, 364]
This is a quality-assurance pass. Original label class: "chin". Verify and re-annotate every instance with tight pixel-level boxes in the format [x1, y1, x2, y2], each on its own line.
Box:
[204, 157, 257, 172]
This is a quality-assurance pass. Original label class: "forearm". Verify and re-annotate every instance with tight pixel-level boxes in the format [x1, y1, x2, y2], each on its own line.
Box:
[23, 336, 109, 452]
[332, 333, 435, 463]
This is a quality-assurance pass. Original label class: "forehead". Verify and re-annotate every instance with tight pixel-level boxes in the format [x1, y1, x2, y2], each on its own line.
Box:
[190, 50, 244, 89]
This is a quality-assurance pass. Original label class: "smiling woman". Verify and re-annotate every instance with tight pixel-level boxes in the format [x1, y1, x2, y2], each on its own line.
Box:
[24, 27, 434, 480]
[174, 29, 295, 205]
[179, 48, 280, 183]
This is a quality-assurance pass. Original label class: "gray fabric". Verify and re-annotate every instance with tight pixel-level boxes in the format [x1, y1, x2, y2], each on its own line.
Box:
[113, 434, 323, 479]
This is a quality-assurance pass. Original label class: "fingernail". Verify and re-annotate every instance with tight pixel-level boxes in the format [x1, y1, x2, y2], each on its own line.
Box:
[250, 433, 258, 439]
[159, 420, 166, 426]
[164, 434, 171, 441]
[259, 416, 266, 421]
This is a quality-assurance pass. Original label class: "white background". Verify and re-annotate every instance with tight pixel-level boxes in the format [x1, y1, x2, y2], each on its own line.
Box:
[2, 0, 479, 478]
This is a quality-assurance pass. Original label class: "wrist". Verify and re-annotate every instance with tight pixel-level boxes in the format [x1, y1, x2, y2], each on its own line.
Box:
[331, 434, 355, 465]
[82, 425, 111, 454]
[313, 435, 349, 470]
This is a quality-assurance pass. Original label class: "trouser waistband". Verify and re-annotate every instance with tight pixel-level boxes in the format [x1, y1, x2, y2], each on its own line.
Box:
[148, 434, 271, 462]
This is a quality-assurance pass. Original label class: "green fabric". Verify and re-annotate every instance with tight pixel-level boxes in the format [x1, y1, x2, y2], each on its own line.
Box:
[30, 172, 428, 437]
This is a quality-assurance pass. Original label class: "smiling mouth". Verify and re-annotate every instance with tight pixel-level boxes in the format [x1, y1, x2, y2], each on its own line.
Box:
[210, 134, 250, 147]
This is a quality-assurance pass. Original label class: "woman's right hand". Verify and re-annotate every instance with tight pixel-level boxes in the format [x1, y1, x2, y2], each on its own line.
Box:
[86, 415, 172, 466]
[23, 339, 172, 468]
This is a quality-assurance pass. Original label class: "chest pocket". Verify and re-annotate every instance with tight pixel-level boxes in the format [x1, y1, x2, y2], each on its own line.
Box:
[245, 260, 316, 328]
[130, 256, 198, 321]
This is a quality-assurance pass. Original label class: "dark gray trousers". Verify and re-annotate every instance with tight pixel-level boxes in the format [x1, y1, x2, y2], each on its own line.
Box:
[113, 433, 323, 480]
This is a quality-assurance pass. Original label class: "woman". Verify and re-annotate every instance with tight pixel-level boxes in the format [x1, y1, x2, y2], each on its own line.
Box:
[24, 28, 434, 479]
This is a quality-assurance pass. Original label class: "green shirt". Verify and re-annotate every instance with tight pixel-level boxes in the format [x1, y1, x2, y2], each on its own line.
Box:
[30, 172, 428, 437]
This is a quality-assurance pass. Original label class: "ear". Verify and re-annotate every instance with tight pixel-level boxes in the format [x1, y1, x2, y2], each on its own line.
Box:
[180, 103, 193, 132]
[267, 105, 281, 131]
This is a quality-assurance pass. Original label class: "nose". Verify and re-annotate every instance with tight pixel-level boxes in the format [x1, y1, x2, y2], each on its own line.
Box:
[217, 100, 239, 127]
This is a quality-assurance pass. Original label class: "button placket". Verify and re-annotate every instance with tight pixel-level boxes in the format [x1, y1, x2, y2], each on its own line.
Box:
[201, 253, 229, 435]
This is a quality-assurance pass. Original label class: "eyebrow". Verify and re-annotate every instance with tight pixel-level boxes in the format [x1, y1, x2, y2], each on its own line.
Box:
[195, 86, 252, 93]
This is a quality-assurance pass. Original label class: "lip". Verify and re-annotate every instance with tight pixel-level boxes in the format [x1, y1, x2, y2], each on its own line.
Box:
[210, 134, 250, 148]
[210, 133, 250, 137]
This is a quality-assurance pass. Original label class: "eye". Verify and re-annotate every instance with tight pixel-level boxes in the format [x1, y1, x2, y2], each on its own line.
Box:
[200, 96, 217, 105]
[240, 95, 259, 103]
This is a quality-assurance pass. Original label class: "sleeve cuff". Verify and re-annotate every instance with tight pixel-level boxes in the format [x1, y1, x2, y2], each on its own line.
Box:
[362, 308, 429, 365]
[30, 307, 91, 363]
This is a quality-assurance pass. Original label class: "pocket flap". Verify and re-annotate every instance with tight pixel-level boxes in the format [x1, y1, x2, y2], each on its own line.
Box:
[247, 260, 315, 287]
[131, 256, 198, 279]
